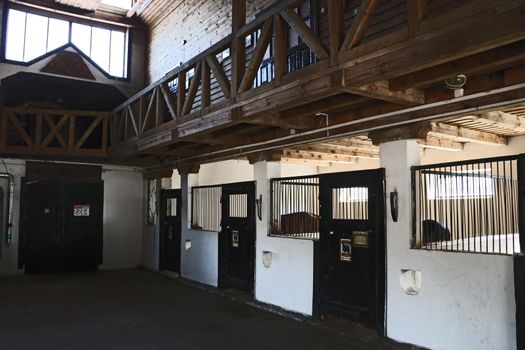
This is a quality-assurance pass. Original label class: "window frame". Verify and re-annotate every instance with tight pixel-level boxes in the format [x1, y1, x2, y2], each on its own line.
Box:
[0, 2, 131, 81]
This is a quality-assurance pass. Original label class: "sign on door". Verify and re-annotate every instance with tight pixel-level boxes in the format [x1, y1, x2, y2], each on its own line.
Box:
[73, 204, 90, 217]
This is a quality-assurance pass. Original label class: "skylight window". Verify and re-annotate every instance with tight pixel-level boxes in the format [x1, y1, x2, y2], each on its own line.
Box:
[3, 8, 129, 79]
[101, 0, 132, 10]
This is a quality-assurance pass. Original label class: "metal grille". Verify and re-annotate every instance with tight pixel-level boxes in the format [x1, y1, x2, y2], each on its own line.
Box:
[270, 175, 319, 240]
[412, 156, 521, 255]
[229, 194, 248, 218]
[166, 198, 177, 217]
[191, 185, 221, 231]
[332, 187, 369, 220]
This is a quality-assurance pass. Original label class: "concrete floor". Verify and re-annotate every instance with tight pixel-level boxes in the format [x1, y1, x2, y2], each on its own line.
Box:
[0, 269, 417, 350]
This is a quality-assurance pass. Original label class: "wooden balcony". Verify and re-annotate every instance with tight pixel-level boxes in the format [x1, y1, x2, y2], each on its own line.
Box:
[3, 0, 525, 168]
[0, 108, 109, 161]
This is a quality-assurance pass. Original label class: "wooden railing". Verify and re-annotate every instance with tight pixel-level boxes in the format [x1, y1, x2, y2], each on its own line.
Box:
[109, 0, 486, 152]
[0, 108, 109, 157]
[110, 0, 331, 147]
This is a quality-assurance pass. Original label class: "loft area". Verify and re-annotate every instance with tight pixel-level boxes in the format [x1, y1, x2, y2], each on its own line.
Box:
[1, 0, 524, 169]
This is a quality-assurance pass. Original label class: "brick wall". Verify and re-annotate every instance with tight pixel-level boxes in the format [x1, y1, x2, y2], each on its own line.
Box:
[147, 0, 273, 83]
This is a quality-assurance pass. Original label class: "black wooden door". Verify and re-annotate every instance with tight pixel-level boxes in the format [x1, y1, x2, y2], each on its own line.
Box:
[22, 181, 103, 273]
[318, 169, 385, 332]
[23, 182, 63, 272]
[159, 189, 182, 273]
[219, 182, 255, 293]
[63, 183, 103, 271]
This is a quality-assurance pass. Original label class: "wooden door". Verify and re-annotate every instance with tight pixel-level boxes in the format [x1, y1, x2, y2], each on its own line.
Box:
[318, 169, 385, 333]
[219, 182, 256, 294]
[159, 189, 182, 273]
[21, 181, 103, 273]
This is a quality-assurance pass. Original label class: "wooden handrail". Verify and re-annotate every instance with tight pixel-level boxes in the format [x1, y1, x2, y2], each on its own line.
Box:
[112, 34, 232, 113]
[235, 0, 304, 38]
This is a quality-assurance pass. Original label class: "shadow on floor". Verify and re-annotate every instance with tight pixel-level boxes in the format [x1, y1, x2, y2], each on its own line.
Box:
[0, 269, 420, 350]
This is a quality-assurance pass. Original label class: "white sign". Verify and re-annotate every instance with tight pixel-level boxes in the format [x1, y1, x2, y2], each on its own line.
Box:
[73, 204, 90, 217]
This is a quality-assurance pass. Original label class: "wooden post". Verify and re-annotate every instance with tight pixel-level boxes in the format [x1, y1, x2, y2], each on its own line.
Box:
[273, 14, 287, 81]
[201, 59, 211, 109]
[407, 0, 427, 37]
[1, 111, 8, 151]
[231, 0, 246, 98]
[177, 70, 186, 117]
[329, 0, 343, 64]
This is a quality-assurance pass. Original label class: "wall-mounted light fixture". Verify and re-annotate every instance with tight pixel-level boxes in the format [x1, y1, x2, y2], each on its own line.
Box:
[390, 188, 399, 222]
[255, 194, 262, 221]
[445, 74, 467, 98]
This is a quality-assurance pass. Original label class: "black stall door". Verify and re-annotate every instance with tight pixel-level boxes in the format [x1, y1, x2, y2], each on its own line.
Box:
[22, 181, 103, 273]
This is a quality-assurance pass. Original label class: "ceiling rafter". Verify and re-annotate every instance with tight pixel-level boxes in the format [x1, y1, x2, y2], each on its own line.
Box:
[428, 122, 508, 146]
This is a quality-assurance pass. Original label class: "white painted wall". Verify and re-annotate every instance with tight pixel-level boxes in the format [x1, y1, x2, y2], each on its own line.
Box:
[0, 159, 25, 275]
[422, 134, 525, 165]
[381, 140, 516, 350]
[180, 173, 218, 286]
[199, 160, 255, 185]
[101, 167, 144, 270]
[254, 161, 314, 316]
[0, 160, 144, 275]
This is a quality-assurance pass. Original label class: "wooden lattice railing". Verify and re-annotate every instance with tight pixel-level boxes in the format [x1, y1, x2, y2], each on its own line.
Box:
[107, 0, 525, 160]
[110, 0, 334, 149]
[0, 108, 109, 157]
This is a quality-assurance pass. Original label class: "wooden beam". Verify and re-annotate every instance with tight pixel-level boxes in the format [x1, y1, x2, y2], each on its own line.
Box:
[280, 158, 347, 166]
[141, 88, 157, 132]
[247, 113, 318, 130]
[343, 3, 525, 87]
[155, 86, 165, 127]
[418, 137, 463, 152]
[368, 123, 431, 145]
[473, 111, 525, 132]
[329, 0, 344, 63]
[340, 0, 379, 51]
[76, 115, 104, 149]
[273, 14, 287, 81]
[127, 0, 153, 17]
[389, 41, 525, 91]
[343, 80, 425, 105]
[205, 55, 231, 99]
[177, 70, 186, 117]
[282, 149, 356, 163]
[428, 122, 508, 146]
[231, 0, 247, 98]
[280, 8, 329, 60]
[201, 60, 211, 109]
[407, 0, 427, 36]
[321, 138, 379, 153]
[68, 114, 76, 151]
[160, 83, 178, 120]
[8, 113, 34, 148]
[293, 144, 379, 159]
[127, 105, 139, 136]
[41, 114, 68, 148]
[238, 18, 274, 93]
[182, 62, 202, 116]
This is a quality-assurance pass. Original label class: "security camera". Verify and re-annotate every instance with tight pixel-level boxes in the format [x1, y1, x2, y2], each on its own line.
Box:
[445, 74, 467, 89]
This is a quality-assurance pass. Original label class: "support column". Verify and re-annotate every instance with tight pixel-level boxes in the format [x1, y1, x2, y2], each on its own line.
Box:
[179, 168, 201, 280]
[380, 140, 421, 338]
[253, 160, 315, 316]
[253, 160, 281, 297]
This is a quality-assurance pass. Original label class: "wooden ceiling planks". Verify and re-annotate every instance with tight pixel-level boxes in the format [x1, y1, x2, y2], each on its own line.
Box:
[55, 0, 101, 11]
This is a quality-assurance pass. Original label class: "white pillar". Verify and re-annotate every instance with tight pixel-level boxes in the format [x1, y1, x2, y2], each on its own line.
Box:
[254, 161, 281, 300]
[180, 171, 201, 279]
[253, 161, 314, 315]
[380, 140, 421, 338]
